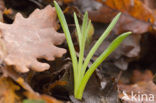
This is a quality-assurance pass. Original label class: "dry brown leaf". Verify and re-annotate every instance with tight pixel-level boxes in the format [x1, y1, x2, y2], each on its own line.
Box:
[88, 0, 156, 34]
[0, 5, 66, 73]
[143, 0, 156, 9]
[118, 70, 156, 103]
[119, 81, 156, 103]
[0, 77, 21, 103]
[63, 0, 74, 4]
[0, 0, 4, 11]
[0, 65, 62, 103]
[97, 0, 155, 23]
[1, 66, 35, 92]
[130, 69, 153, 83]
[0, 76, 62, 103]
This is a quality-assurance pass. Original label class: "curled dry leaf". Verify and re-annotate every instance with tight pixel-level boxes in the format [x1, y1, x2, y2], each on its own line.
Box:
[0, 5, 66, 72]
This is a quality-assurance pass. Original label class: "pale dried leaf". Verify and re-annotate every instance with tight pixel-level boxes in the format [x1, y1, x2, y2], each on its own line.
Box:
[0, 5, 66, 72]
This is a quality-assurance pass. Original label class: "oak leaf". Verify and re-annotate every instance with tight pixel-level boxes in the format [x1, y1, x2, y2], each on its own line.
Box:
[0, 5, 66, 72]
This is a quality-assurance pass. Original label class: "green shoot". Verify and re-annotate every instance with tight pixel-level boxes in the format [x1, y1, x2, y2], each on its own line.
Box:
[54, 1, 131, 100]
[54, 1, 78, 92]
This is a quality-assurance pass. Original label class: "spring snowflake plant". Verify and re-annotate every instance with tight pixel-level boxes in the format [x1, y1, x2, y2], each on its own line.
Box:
[54, 1, 131, 100]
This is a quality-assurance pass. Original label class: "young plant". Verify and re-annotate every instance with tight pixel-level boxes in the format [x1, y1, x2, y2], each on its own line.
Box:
[54, 1, 131, 100]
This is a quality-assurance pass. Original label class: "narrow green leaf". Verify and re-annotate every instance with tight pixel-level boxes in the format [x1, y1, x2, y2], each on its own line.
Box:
[79, 21, 92, 81]
[78, 12, 88, 77]
[74, 12, 82, 46]
[76, 32, 131, 99]
[81, 12, 88, 36]
[23, 99, 45, 103]
[77, 12, 90, 92]
[54, 1, 78, 93]
[80, 20, 91, 78]
[82, 13, 121, 76]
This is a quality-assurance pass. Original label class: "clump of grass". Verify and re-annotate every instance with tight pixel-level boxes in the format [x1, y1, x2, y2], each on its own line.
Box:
[54, 1, 131, 100]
